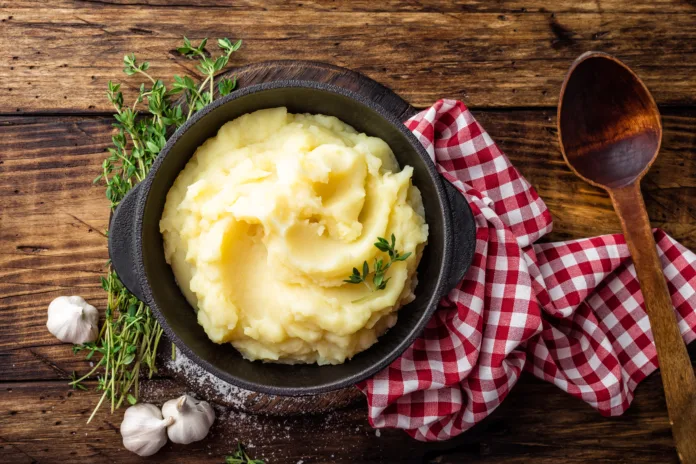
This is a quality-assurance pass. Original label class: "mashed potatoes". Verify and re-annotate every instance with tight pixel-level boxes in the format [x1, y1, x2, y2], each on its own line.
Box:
[160, 108, 428, 364]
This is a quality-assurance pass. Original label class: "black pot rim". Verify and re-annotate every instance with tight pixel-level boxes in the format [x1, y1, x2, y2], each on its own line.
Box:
[132, 80, 453, 396]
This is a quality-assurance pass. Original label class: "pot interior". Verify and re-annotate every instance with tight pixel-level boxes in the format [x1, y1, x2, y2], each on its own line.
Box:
[140, 83, 449, 394]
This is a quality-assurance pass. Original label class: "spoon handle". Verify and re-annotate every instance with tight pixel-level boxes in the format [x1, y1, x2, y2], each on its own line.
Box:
[610, 182, 696, 463]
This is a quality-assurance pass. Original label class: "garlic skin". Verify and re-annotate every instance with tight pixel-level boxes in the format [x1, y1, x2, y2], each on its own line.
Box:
[162, 394, 215, 444]
[120, 403, 174, 456]
[46, 296, 99, 344]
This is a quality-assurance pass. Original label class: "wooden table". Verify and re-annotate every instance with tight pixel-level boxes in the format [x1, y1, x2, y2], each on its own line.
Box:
[2, 1, 696, 462]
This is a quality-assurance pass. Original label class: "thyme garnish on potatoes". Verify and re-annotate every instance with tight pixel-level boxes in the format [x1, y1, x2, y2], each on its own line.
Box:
[70, 37, 242, 422]
[344, 234, 412, 292]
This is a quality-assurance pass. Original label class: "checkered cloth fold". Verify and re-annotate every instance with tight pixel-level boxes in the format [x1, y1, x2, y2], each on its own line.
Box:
[357, 100, 696, 441]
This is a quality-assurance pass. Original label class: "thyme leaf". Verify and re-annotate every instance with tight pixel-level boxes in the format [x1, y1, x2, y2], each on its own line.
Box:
[225, 443, 265, 464]
[343, 234, 412, 293]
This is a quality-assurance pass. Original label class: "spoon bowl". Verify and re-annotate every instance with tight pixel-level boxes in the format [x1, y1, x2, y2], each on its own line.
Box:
[558, 51, 696, 463]
[558, 52, 662, 188]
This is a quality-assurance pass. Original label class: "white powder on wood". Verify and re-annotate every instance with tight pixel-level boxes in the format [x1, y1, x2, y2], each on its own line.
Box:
[165, 347, 252, 409]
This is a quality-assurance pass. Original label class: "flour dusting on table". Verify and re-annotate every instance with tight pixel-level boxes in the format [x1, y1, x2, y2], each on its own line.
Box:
[165, 347, 252, 408]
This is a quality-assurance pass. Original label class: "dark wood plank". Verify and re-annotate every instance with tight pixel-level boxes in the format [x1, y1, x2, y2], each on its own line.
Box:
[226, 61, 416, 121]
[0, 371, 681, 463]
[20, 0, 692, 13]
[0, 380, 429, 464]
[1, 2, 696, 111]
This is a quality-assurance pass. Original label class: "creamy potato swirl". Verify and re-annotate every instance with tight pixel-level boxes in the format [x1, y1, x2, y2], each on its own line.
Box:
[160, 108, 428, 364]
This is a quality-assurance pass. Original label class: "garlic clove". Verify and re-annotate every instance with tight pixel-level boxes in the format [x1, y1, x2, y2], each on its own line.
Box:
[162, 394, 215, 445]
[46, 296, 99, 344]
[120, 403, 173, 457]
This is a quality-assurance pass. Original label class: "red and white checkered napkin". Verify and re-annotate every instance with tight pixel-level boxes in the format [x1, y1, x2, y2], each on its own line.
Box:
[357, 99, 696, 441]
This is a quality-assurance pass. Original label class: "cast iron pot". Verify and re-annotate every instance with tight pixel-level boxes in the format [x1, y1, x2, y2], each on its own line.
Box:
[109, 80, 476, 396]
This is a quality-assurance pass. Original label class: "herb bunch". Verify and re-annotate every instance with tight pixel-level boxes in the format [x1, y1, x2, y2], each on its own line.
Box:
[344, 234, 412, 292]
[72, 37, 242, 421]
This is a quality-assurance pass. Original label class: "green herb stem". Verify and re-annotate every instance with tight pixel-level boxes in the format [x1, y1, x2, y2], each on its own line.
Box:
[225, 443, 265, 464]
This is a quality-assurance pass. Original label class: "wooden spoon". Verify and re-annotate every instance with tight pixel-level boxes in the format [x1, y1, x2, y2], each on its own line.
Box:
[558, 51, 696, 462]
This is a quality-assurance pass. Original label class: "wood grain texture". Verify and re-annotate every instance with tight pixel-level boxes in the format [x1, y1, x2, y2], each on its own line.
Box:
[7, 0, 690, 12]
[1, 1, 696, 112]
[0, 371, 685, 463]
[2, 2, 696, 461]
[226, 61, 416, 121]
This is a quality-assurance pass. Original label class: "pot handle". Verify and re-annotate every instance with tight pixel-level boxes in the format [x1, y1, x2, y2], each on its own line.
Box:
[442, 177, 476, 292]
[108, 183, 146, 302]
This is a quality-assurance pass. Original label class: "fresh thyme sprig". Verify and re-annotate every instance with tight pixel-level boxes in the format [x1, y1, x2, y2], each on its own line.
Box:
[174, 36, 241, 117]
[73, 37, 242, 422]
[70, 273, 163, 423]
[344, 234, 412, 292]
[225, 444, 265, 464]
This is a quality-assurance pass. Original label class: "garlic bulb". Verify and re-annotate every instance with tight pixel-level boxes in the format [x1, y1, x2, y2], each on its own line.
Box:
[162, 394, 215, 444]
[120, 403, 174, 456]
[46, 296, 99, 344]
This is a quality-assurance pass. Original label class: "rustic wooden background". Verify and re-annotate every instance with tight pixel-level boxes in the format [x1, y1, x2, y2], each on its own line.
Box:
[2, 1, 696, 463]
